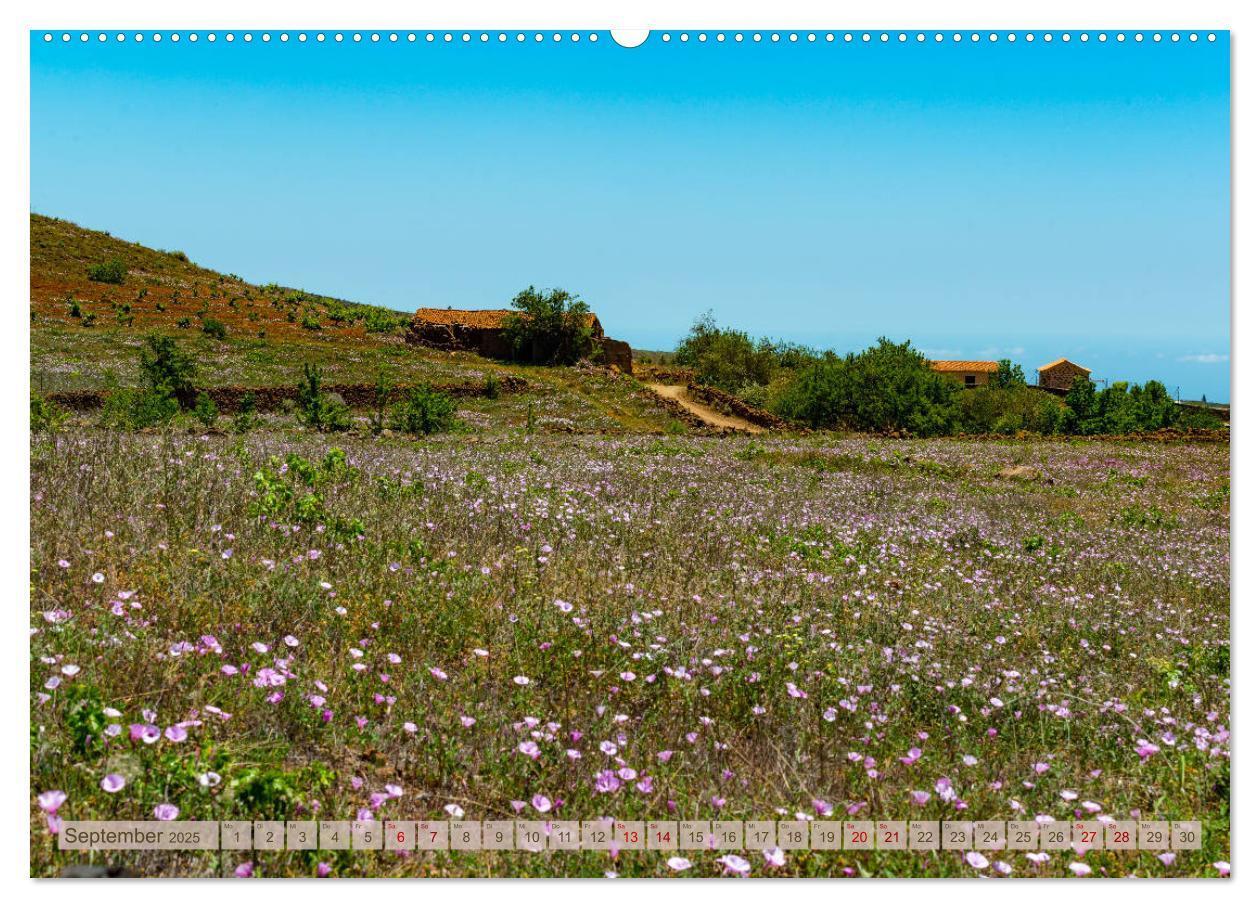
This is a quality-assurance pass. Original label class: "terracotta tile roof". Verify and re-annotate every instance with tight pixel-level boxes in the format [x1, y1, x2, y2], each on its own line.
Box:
[930, 360, 999, 372]
[413, 308, 517, 329]
[413, 307, 600, 330]
[1038, 358, 1091, 373]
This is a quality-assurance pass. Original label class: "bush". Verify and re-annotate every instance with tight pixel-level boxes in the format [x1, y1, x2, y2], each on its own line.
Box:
[773, 338, 959, 435]
[734, 381, 770, 410]
[675, 313, 777, 392]
[232, 392, 258, 433]
[1065, 377, 1183, 435]
[993, 359, 1028, 389]
[1177, 406, 1225, 429]
[100, 389, 179, 429]
[296, 364, 351, 432]
[955, 384, 1066, 435]
[503, 286, 597, 365]
[193, 391, 219, 428]
[201, 317, 228, 340]
[30, 393, 67, 432]
[391, 385, 457, 435]
[138, 333, 197, 406]
[363, 309, 407, 334]
[87, 259, 126, 284]
[371, 370, 394, 435]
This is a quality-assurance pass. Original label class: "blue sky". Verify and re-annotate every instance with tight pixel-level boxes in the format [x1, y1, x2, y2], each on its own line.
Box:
[30, 31, 1230, 400]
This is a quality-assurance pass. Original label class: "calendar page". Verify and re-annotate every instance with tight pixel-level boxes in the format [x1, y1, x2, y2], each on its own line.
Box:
[27, 18, 1230, 882]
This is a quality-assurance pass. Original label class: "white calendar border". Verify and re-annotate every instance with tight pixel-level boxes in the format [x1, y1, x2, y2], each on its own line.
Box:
[4, 0, 1249, 904]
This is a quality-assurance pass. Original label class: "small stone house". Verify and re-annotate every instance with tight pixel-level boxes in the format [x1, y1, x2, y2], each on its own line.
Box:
[930, 360, 999, 388]
[407, 307, 632, 374]
[1037, 358, 1091, 392]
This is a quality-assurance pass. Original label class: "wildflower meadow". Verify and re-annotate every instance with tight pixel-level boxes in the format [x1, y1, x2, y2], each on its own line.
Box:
[29, 430, 1230, 877]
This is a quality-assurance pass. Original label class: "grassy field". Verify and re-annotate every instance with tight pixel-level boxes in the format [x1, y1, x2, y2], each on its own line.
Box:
[30, 428, 1230, 878]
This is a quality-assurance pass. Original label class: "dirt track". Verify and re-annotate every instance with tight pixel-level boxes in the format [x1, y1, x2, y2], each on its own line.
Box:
[647, 384, 765, 433]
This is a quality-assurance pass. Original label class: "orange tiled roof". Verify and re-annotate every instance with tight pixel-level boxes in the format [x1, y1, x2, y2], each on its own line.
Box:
[413, 308, 517, 329]
[1038, 357, 1091, 373]
[413, 307, 599, 329]
[930, 360, 999, 373]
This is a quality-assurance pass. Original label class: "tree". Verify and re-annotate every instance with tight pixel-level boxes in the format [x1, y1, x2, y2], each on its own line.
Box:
[773, 338, 959, 435]
[1063, 376, 1097, 433]
[503, 286, 597, 365]
[993, 359, 1027, 390]
[674, 312, 777, 392]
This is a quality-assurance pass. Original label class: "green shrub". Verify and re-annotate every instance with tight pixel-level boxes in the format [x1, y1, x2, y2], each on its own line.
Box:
[391, 385, 457, 435]
[371, 369, 394, 435]
[87, 258, 127, 284]
[232, 392, 258, 433]
[296, 364, 351, 432]
[139, 333, 197, 406]
[100, 389, 179, 429]
[193, 392, 219, 428]
[363, 309, 406, 333]
[30, 393, 67, 432]
[955, 385, 1066, 435]
[734, 381, 770, 409]
[484, 373, 500, 399]
[201, 317, 228, 340]
[300, 313, 322, 331]
[675, 312, 777, 392]
[773, 338, 959, 435]
[62, 683, 109, 755]
[1176, 405, 1225, 430]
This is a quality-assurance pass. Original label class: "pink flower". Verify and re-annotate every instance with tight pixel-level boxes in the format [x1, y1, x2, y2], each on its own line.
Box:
[593, 770, 621, 793]
[965, 852, 989, 870]
[532, 794, 552, 813]
[100, 774, 125, 793]
[900, 747, 922, 765]
[718, 854, 751, 876]
[234, 862, 253, 878]
[153, 803, 180, 821]
[763, 847, 786, 868]
[666, 856, 692, 872]
[317, 862, 331, 877]
[37, 790, 66, 813]
[1068, 861, 1091, 877]
[910, 790, 930, 807]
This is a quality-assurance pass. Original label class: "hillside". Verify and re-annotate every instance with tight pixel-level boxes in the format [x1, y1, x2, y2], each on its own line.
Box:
[28, 214, 686, 433]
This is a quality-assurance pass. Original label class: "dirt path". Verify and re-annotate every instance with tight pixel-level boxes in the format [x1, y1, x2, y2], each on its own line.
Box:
[647, 384, 765, 433]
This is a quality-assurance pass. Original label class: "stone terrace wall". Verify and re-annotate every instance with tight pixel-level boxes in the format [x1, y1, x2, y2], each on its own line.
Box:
[46, 377, 528, 413]
[685, 383, 794, 431]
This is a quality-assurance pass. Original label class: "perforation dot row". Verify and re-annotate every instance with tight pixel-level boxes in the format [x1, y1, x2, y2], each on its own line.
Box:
[42, 31, 1219, 45]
